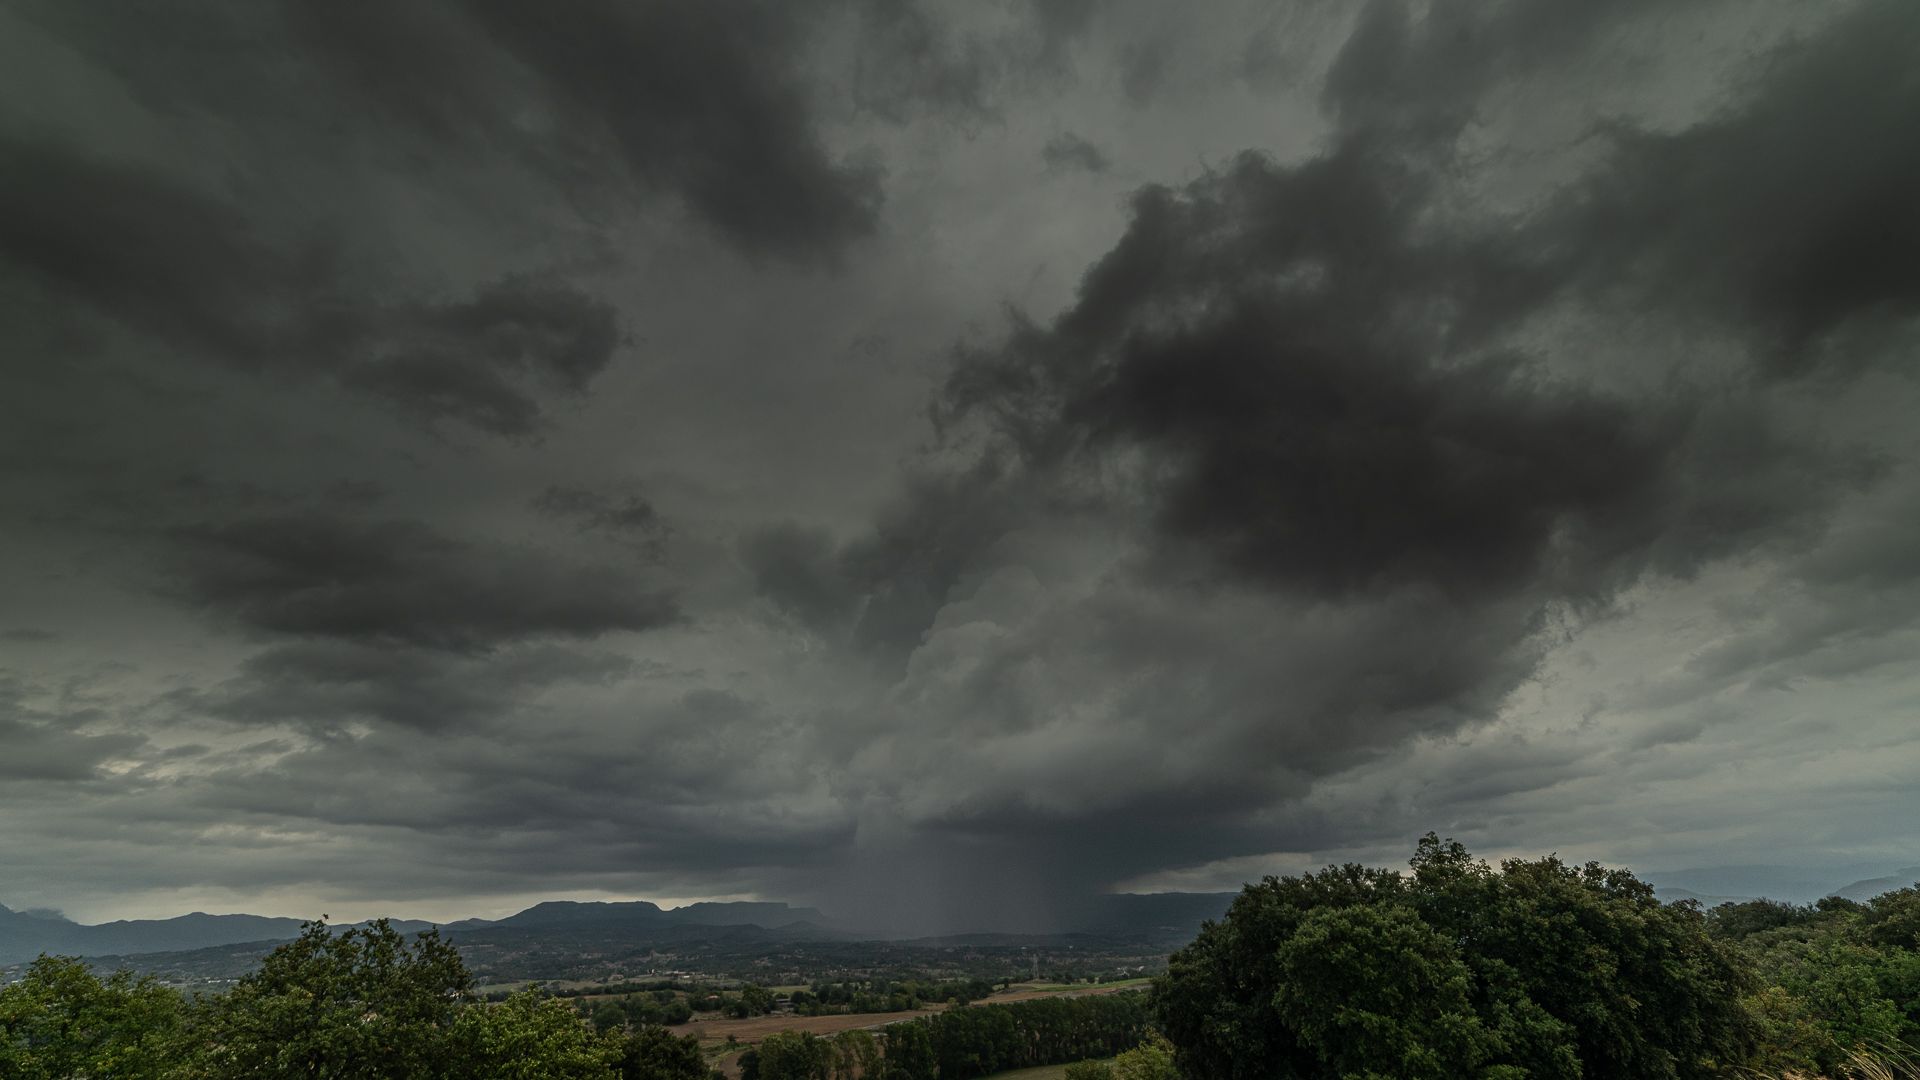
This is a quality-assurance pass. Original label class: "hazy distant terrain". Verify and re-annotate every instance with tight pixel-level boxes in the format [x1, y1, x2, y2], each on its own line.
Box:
[1643, 865, 1920, 907]
[14, 872, 1919, 989]
[0, 903, 434, 968]
[1, 894, 1235, 987]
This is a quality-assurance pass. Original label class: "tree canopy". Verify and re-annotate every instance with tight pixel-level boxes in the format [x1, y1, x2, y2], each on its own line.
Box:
[0, 919, 712, 1080]
[0, 955, 188, 1080]
[1157, 834, 1756, 1080]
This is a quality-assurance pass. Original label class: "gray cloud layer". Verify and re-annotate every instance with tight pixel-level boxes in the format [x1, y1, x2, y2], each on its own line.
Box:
[3, 0, 1918, 929]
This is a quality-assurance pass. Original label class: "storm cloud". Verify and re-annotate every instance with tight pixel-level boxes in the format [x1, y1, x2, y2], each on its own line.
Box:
[172, 513, 676, 650]
[3, 0, 1918, 929]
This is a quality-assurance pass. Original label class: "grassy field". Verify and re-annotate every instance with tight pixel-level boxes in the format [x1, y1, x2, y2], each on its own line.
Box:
[982, 1059, 1114, 1079]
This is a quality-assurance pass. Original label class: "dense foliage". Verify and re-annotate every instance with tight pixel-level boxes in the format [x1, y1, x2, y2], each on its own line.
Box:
[737, 994, 1153, 1080]
[1708, 892, 1920, 1076]
[789, 976, 1002, 1014]
[1063, 1032, 1180, 1080]
[737, 1029, 883, 1080]
[0, 956, 187, 1079]
[899, 993, 1153, 1080]
[583, 989, 697, 1029]
[1158, 835, 1756, 1080]
[0, 921, 713, 1080]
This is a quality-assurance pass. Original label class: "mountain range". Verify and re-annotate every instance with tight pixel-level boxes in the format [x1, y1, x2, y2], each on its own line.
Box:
[0, 899, 837, 969]
[1643, 864, 1920, 907]
[7, 862, 1915, 972]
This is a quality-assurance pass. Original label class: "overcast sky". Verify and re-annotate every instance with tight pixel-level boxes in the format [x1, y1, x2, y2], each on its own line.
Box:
[3, 0, 1918, 932]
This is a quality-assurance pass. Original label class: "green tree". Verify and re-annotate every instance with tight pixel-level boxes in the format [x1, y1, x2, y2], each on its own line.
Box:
[757, 1030, 831, 1080]
[1158, 835, 1754, 1080]
[1110, 1033, 1179, 1080]
[738, 984, 775, 1018]
[882, 1020, 936, 1080]
[1765, 941, 1906, 1072]
[194, 919, 473, 1079]
[1270, 905, 1499, 1079]
[830, 1029, 880, 1079]
[1706, 899, 1820, 941]
[610, 1023, 709, 1080]
[0, 956, 188, 1080]
[591, 1002, 629, 1033]
[450, 990, 617, 1080]
[1862, 886, 1920, 950]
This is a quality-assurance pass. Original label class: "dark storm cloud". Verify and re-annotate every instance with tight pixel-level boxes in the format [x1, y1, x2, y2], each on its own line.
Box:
[762, 0, 1909, 901]
[1317, 0, 1920, 372]
[745, 460, 1037, 661]
[1028, 0, 1100, 67]
[336, 278, 622, 437]
[0, 132, 307, 368]
[1041, 132, 1110, 174]
[159, 506, 677, 736]
[178, 688, 850, 875]
[194, 642, 636, 734]
[14, 0, 880, 265]
[937, 144, 1842, 602]
[0, 134, 619, 437]
[173, 513, 678, 651]
[1565, 0, 1920, 373]
[1319, 0, 1675, 144]
[847, 0, 992, 121]
[0, 719, 136, 782]
[443, 0, 881, 261]
[0, 676, 144, 782]
[1118, 34, 1174, 106]
[534, 486, 669, 554]
[1673, 479, 1920, 694]
[742, 523, 861, 634]
[936, 0, 1920, 609]
[1, 687, 849, 907]
[10, 0, 1920, 928]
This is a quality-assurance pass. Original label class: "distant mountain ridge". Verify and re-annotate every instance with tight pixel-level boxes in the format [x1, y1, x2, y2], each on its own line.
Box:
[1644, 863, 1920, 907]
[442, 899, 832, 934]
[0, 903, 435, 968]
[0, 898, 835, 968]
[1831, 867, 1920, 902]
[14, 866, 1906, 972]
